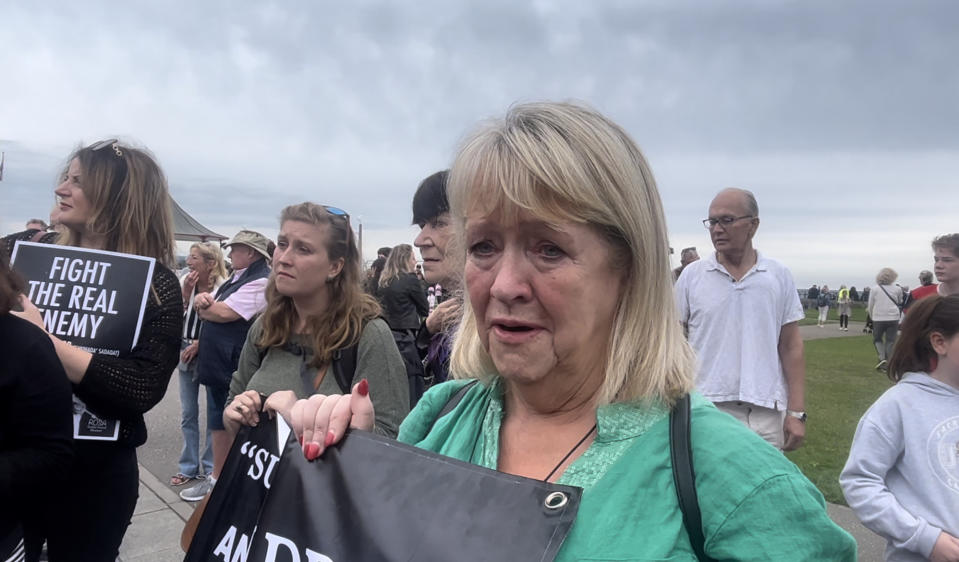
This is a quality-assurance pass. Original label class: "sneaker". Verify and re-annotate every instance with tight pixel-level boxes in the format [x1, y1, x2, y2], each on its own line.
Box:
[179, 477, 214, 502]
[875, 360, 888, 371]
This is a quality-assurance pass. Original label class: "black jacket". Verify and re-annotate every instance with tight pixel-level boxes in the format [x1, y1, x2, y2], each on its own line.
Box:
[380, 273, 429, 331]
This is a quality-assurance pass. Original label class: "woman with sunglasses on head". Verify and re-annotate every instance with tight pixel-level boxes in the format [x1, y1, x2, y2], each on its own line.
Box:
[223, 203, 408, 447]
[171, 242, 229, 488]
[378, 243, 430, 407]
[2, 139, 182, 561]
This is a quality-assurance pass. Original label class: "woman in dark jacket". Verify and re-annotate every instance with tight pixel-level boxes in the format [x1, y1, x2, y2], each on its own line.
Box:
[379, 243, 429, 406]
[4, 139, 182, 561]
[0, 250, 73, 562]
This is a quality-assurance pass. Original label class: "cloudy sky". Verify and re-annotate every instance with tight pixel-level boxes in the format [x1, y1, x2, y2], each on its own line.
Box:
[2, 0, 956, 289]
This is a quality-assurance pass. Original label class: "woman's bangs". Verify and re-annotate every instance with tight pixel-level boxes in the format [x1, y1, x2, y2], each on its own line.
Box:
[457, 140, 586, 228]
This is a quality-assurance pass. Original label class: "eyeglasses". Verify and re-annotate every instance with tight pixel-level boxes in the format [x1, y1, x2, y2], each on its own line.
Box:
[702, 215, 753, 230]
[90, 138, 123, 158]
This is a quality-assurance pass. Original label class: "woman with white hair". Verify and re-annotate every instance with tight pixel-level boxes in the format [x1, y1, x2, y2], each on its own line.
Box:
[270, 103, 856, 559]
[868, 267, 904, 371]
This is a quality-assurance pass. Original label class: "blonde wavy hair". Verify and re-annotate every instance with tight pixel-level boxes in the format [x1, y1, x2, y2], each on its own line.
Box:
[448, 101, 696, 406]
[378, 244, 415, 288]
[57, 140, 175, 267]
[257, 202, 380, 367]
[189, 242, 229, 286]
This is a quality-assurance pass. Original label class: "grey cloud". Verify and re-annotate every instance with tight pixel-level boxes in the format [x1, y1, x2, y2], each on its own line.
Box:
[2, 1, 957, 286]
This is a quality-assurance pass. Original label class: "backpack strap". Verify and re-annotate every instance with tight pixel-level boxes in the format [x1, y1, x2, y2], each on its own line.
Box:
[331, 343, 359, 394]
[670, 394, 714, 561]
[256, 340, 359, 395]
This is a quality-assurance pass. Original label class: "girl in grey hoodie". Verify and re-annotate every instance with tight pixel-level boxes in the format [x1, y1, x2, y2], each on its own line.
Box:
[841, 295, 959, 561]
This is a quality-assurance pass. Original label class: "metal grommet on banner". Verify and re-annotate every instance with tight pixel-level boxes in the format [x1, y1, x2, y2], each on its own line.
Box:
[544, 491, 568, 510]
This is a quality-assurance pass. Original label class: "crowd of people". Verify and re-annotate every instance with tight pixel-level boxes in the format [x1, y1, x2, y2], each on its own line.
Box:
[800, 240, 959, 376]
[1, 102, 957, 561]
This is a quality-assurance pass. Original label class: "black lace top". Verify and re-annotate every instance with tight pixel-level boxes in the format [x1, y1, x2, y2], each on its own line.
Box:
[2, 230, 182, 448]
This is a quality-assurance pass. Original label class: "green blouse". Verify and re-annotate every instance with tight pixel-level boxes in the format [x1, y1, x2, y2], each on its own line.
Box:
[399, 379, 857, 561]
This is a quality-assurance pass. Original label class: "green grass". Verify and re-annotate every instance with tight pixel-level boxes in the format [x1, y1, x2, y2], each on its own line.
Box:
[784, 335, 892, 504]
[799, 304, 868, 326]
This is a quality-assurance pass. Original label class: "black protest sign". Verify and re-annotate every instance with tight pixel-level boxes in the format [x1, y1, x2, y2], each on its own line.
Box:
[188, 421, 581, 562]
[185, 413, 289, 562]
[11, 241, 155, 356]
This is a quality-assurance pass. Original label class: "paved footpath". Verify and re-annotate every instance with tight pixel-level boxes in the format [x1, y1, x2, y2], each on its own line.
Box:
[120, 320, 886, 561]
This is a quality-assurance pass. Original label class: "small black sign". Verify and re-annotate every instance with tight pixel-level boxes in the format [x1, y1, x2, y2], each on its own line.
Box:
[12, 241, 156, 441]
[11, 241, 155, 356]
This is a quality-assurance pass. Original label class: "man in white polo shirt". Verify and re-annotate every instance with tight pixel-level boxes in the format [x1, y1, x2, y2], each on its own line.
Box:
[675, 188, 807, 451]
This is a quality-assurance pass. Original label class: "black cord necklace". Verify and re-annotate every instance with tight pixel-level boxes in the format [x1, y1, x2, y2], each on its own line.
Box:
[543, 423, 597, 483]
[469, 421, 598, 483]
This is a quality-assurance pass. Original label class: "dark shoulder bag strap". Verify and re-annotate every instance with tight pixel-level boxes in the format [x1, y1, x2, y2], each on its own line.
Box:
[424, 380, 479, 435]
[878, 284, 903, 311]
[670, 394, 715, 562]
[332, 343, 360, 394]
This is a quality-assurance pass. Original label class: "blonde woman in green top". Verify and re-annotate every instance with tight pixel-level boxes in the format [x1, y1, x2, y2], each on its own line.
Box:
[271, 103, 857, 560]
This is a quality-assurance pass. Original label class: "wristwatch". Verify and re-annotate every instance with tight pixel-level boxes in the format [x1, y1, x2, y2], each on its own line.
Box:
[786, 410, 807, 423]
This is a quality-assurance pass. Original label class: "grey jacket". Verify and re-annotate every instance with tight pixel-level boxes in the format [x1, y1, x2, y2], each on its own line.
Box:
[228, 317, 409, 438]
[840, 372, 959, 561]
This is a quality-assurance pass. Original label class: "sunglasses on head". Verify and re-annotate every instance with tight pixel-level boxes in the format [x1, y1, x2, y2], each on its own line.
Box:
[323, 205, 349, 219]
[90, 138, 123, 158]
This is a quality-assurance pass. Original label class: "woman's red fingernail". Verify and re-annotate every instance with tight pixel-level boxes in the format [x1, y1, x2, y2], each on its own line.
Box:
[324, 430, 335, 448]
[357, 379, 369, 397]
[305, 442, 320, 461]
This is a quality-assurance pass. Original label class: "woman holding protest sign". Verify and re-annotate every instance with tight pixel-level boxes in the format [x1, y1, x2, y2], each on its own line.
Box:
[4, 139, 182, 561]
[181, 204, 408, 552]
[271, 103, 856, 560]
[223, 202, 408, 442]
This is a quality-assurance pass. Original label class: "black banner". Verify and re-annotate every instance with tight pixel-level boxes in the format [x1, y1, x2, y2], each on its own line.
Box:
[187, 418, 581, 562]
[11, 241, 154, 356]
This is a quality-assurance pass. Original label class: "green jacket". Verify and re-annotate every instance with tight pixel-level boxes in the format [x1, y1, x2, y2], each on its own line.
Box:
[399, 379, 856, 561]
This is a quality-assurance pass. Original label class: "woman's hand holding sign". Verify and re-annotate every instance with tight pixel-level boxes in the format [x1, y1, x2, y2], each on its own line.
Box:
[264, 379, 374, 461]
[12, 294, 44, 329]
[12, 294, 92, 383]
[223, 390, 263, 436]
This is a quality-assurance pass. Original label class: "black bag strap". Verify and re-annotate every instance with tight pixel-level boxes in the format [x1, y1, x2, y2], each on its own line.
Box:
[424, 380, 479, 435]
[258, 341, 359, 395]
[331, 344, 359, 394]
[878, 284, 903, 311]
[670, 394, 715, 562]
